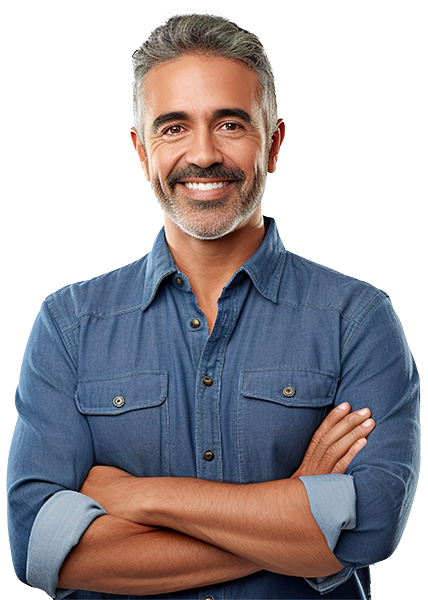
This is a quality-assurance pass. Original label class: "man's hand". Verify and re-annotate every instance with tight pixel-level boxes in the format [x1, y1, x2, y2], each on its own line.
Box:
[291, 401, 375, 478]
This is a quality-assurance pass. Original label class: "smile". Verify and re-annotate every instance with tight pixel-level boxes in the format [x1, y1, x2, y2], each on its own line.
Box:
[183, 181, 230, 191]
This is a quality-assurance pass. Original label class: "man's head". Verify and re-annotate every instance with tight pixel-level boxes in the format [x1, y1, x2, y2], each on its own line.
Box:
[132, 14, 278, 141]
[131, 14, 284, 240]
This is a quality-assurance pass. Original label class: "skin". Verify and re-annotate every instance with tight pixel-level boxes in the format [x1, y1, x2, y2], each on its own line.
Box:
[58, 55, 376, 595]
[131, 54, 285, 330]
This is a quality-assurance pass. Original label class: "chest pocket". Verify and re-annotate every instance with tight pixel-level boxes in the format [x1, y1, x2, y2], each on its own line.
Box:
[75, 370, 169, 476]
[237, 368, 338, 483]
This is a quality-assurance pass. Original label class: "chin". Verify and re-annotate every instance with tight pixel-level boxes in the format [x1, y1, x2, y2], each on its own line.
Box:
[174, 219, 237, 241]
[172, 207, 261, 241]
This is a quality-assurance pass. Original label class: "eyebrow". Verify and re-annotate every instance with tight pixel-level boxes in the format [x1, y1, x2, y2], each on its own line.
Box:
[151, 112, 188, 133]
[151, 108, 254, 134]
[212, 108, 253, 124]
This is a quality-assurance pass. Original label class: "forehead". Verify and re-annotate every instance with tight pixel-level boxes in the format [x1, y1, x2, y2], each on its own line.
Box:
[142, 54, 262, 126]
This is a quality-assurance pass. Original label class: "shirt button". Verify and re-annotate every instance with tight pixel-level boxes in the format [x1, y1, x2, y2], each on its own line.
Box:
[204, 450, 215, 461]
[190, 318, 201, 329]
[283, 386, 296, 397]
[176, 277, 183, 287]
[202, 375, 213, 387]
[112, 395, 125, 408]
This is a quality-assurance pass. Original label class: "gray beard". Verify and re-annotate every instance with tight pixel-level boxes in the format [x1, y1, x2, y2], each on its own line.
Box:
[151, 165, 268, 240]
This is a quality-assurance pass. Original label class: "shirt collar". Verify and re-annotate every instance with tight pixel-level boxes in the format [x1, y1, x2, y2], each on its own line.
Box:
[235, 216, 286, 303]
[141, 216, 287, 310]
[141, 228, 178, 310]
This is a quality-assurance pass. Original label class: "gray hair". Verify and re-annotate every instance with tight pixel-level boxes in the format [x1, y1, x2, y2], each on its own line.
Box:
[132, 14, 278, 142]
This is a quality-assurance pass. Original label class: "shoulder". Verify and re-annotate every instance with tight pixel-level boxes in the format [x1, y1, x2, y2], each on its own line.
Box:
[279, 250, 388, 324]
[44, 255, 150, 329]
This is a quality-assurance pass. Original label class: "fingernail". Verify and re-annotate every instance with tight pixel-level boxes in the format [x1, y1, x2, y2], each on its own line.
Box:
[358, 408, 370, 416]
[362, 418, 375, 427]
[338, 402, 349, 410]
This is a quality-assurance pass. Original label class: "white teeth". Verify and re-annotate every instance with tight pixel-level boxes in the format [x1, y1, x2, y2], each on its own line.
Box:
[183, 181, 229, 190]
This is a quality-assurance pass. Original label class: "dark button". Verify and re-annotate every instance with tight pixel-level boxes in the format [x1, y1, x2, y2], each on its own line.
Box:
[202, 375, 213, 387]
[190, 318, 201, 329]
[176, 277, 183, 287]
[203, 450, 215, 461]
[112, 395, 125, 408]
[283, 386, 296, 398]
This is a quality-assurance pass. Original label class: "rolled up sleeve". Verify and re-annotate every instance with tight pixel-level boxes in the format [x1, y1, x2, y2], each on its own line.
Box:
[307, 297, 420, 594]
[27, 491, 106, 598]
[7, 298, 97, 595]
[299, 474, 356, 551]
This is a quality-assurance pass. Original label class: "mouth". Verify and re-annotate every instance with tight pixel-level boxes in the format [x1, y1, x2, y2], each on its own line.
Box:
[181, 181, 230, 191]
[172, 178, 237, 200]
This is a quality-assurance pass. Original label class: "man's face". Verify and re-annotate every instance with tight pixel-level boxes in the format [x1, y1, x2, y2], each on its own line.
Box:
[134, 54, 279, 240]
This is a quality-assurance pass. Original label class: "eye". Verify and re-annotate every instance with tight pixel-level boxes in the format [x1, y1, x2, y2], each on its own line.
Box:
[221, 122, 242, 132]
[164, 125, 184, 136]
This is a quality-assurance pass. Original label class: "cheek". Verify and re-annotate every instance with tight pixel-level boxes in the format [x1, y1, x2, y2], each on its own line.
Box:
[149, 146, 184, 182]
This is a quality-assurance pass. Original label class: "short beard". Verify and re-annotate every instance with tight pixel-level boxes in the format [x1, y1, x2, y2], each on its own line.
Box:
[152, 163, 268, 240]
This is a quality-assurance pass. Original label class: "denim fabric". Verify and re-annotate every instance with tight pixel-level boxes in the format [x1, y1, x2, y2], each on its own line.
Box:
[8, 217, 420, 599]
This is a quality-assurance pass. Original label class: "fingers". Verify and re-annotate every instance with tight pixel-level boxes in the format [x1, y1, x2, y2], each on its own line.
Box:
[321, 407, 374, 448]
[302, 403, 369, 463]
[292, 403, 376, 478]
[312, 409, 376, 474]
[308, 402, 352, 446]
[332, 438, 367, 474]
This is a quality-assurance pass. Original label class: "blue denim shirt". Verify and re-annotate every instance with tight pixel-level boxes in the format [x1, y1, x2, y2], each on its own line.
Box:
[7, 217, 420, 599]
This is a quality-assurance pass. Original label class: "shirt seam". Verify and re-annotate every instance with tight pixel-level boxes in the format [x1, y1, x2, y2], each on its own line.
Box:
[45, 297, 79, 371]
[340, 293, 389, 359]
[274, 298, 362, 324]
[241, 365, 338, 379]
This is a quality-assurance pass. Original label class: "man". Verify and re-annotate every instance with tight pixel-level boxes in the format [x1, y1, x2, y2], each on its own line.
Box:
[7, 13, 419, 600]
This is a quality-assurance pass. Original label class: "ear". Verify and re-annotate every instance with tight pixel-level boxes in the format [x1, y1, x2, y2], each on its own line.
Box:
[130, 127, 150, 181]
[267, 119, 285, 174]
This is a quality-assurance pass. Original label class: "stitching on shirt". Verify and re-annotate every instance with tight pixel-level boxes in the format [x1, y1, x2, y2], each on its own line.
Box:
[241, 365, 338, 380]
[340, 294, 389, 359]
[45, 297, 78, 370]
[75, 303, 144, 321]
[275, 251, 388, 323]
[275, 285, 387, 329]
[274, 297, 364, 324]
[78, 369, 168, 384]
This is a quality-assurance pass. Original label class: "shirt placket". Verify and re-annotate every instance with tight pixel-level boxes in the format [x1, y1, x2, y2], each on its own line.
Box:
[194, 290, 238, 484]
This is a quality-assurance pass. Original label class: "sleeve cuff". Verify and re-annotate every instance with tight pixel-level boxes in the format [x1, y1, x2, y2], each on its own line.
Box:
[304, 565, 355, 594]
[299, 474, 356, 551]
[299, 474, 356, 594]
[26, 490, 107, 599]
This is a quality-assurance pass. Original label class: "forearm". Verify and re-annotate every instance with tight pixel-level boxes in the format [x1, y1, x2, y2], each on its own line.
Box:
[129, 476, 344, 578]
[58, 514, 260, 596]
[78, 406, 372, 581]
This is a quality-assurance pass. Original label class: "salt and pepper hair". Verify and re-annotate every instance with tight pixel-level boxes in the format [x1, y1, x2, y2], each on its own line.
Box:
[132, 14, 278, 142]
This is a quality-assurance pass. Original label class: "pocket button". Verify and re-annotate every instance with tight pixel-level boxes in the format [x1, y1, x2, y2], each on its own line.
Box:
[282, 386, 296, 398]
[112, 395, 125, 408]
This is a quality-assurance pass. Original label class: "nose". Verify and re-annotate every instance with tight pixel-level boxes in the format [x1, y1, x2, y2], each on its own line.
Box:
[185, 126, 223, 168]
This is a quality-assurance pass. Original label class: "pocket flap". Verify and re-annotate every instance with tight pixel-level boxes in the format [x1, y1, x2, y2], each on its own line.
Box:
[240, 368, 338, 407]
[76, 370, 168, 415]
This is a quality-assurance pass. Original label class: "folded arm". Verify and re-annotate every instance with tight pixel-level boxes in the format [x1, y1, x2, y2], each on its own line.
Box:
[59, 515, 260, 596]
[58, 402, 374, 593]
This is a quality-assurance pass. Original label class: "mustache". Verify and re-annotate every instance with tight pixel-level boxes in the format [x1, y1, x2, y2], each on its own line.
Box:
[166, 165, 245, 187]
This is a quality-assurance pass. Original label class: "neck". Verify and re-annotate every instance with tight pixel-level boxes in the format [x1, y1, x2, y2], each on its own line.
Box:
[164, 210, 265, 331]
